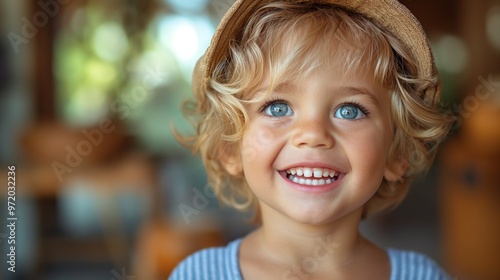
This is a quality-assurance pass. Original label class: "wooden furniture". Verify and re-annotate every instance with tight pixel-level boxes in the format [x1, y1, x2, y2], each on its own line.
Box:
[133, 220, 226, 280]
[439, 98, 500, 280]
[2, 120, 159, 279]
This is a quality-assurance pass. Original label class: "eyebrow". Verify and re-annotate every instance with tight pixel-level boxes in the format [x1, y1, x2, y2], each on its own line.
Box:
[254, 82, 295, 95]
[254, 84, 381, 105]
[337, 86, 380, 105]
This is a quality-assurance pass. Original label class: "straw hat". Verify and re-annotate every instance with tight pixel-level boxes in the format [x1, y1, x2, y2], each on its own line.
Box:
[194, 0, 437, 97]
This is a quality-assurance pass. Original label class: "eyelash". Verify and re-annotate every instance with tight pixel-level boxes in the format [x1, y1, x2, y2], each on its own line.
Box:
[259, 97, 291, 113]
[258, 98, 370, 117]
[339, 101, 370, 117]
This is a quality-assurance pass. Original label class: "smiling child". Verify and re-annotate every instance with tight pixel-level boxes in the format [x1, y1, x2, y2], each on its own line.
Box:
[170, 0, 454, 279]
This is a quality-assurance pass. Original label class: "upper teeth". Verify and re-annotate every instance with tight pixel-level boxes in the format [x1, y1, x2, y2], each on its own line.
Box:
[286, 167, 338, 178]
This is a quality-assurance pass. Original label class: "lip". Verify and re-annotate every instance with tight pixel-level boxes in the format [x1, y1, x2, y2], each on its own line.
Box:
[278, 162, 346, 193]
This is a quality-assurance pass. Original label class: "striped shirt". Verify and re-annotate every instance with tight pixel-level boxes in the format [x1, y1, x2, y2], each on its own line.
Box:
[169, 238, 451, 280]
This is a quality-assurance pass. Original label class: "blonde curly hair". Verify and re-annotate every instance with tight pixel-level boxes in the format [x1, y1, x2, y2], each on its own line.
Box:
[178, 2, 454, 219]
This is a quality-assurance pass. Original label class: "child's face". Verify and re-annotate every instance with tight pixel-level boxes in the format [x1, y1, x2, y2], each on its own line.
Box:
[227, 52, 396, 225]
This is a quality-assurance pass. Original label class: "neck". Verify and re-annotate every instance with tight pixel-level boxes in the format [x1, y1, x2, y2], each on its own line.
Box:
[253, 204, 367, 273]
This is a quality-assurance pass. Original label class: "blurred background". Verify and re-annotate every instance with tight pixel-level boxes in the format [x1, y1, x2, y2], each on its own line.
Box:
[0, 0, 499, 279]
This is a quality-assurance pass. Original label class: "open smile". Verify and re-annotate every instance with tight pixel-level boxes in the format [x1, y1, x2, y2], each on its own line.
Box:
[284, 167, 340, 186]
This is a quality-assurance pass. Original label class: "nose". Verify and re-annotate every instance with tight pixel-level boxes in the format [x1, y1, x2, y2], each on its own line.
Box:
[291, 114, 335, 149]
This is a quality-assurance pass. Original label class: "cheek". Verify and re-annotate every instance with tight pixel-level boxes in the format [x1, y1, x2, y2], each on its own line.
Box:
[345, 127, 391, 174]
[240, 123, 280, 164]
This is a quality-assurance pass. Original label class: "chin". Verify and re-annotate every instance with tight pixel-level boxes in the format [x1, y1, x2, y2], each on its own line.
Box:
[284, 208, 338, 225]
[283, 204, 363, 226]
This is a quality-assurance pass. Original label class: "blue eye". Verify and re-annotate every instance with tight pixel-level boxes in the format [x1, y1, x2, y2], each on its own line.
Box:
[334, 104, 366, 120]
[263, 102, 293, 117]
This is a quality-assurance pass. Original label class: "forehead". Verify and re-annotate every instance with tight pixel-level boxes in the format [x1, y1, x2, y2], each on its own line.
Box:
[251, 58, 387, 106]
[251, 39, 387, 103]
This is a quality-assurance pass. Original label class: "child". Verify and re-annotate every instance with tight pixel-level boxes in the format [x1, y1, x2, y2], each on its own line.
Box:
[171, 0, 454, 279]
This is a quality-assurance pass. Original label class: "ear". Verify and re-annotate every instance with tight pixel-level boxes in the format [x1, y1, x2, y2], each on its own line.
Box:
[384, 158, 408, 182]
[219, 145, 243, 177]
